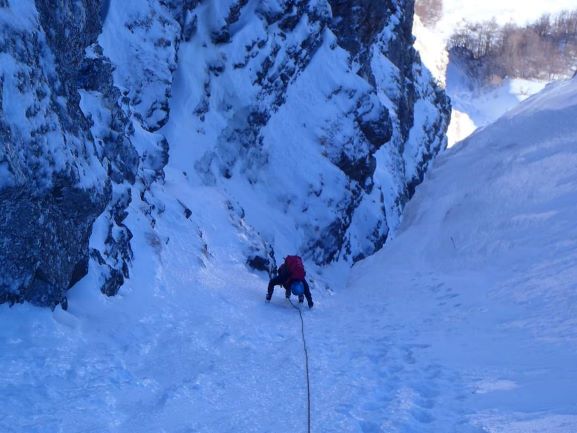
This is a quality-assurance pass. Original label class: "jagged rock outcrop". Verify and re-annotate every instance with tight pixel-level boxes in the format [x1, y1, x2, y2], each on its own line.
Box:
[168, 0, 449, 265]
[0, 1, 110, 307]
[83, 0, 185, 297]
[0, 0, 450, 307]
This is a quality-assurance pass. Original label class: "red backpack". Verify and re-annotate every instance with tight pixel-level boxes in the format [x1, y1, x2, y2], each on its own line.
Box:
[284, 255, 305, 280]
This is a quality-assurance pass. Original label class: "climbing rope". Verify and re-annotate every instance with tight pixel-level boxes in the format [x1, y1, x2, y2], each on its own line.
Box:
[289, 299, 311, 433]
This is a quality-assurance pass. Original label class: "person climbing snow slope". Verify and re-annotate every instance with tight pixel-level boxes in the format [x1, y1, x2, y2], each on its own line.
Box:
[266, 255, 314, 308]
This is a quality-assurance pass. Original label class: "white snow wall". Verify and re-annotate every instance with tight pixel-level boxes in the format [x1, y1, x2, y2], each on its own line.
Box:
[0, 0, 450, 306]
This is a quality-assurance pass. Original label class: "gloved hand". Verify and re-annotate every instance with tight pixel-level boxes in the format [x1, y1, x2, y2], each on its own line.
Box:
[265, 293, 271, 302]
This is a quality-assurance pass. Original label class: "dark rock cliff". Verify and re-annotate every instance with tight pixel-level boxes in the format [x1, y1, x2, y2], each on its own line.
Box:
[0, 1, 110, 307]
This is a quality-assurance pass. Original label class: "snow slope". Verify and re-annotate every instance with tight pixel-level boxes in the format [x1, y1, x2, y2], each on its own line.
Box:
[349, 76, 577, 431]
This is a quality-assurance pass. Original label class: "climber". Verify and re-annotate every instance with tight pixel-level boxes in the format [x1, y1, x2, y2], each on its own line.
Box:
[266, 255, 314, 308]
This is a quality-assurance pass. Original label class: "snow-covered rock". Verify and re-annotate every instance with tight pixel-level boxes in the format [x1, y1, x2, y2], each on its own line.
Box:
[163, 0, 451, 267]
[0, 1, 109, 307]
[0, 0, 450, 306]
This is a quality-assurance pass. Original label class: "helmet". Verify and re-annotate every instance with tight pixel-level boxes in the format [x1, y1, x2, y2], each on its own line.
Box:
[291, 281, 305, 296]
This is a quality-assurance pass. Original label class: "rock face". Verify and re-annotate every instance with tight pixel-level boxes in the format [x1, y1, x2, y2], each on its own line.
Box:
[0, 1, 109, 307]
[0, 0, 450, 307]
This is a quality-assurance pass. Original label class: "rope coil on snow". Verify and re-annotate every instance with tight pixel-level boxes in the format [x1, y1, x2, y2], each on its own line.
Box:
[289, 299, 311, 433]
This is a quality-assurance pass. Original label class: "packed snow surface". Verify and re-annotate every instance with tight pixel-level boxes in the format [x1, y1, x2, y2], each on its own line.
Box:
[1, 76, 577, 433]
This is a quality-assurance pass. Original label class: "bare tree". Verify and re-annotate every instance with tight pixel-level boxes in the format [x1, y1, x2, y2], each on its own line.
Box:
[448, 9, 577, 84]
